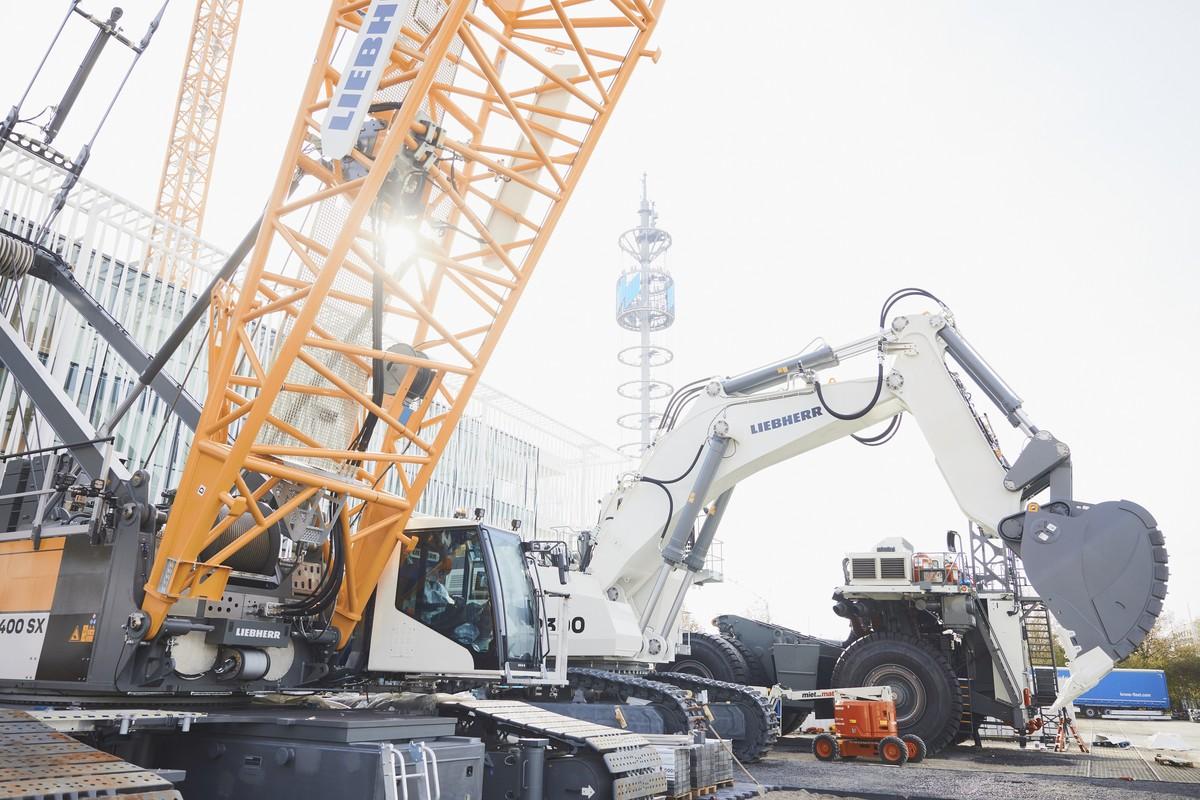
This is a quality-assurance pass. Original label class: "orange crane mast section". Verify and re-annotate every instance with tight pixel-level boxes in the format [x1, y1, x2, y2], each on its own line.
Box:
[141, 0, 665, 645]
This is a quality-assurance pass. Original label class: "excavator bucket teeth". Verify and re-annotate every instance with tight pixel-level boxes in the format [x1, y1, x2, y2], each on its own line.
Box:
[1000, 500, 1167, 661]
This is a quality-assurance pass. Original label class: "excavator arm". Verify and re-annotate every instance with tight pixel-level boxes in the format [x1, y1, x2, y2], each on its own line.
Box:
[582, 291, 1166, 708]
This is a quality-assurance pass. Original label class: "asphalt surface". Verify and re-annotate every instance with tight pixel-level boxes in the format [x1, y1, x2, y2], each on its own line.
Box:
[740, 717, 1200, 800]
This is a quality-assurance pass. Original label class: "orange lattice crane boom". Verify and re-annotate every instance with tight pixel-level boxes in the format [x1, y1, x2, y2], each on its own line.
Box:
[140, 0, 663, 645]
[150, 0, 244, 283]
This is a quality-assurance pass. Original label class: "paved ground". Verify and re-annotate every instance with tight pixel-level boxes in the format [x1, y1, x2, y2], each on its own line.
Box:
[738, 716, 1200, 800]
[1076, 715, 1200, 750]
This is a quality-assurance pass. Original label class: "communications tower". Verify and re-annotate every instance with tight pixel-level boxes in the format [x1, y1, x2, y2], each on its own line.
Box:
[616, 175, 675, 456]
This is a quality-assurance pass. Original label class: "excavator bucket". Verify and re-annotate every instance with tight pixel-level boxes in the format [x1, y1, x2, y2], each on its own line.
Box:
[1000, 499, 1168, 662]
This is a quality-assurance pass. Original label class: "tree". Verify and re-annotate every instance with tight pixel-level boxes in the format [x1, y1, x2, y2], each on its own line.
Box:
[745, 597, 771, 624]
[1117, 614, 1200, 710]
[679, 609, 704, 633]
[1051, 636, 1069, 668]
[1029, 632, 1069, 667]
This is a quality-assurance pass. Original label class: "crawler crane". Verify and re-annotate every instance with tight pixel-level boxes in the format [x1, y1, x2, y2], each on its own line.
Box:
[0, 1, 675, 798]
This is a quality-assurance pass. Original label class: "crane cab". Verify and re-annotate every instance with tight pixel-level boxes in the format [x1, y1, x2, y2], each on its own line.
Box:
[0, 458, 562, 695]
[368, 517, 564, 684]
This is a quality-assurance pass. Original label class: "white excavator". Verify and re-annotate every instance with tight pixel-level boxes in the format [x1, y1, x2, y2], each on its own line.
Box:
[526, 288, 1168, 762]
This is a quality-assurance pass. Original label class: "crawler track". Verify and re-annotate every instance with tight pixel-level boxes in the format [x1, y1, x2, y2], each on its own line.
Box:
[654, 670, 780, 763]
[567, 666, 709, 736]
[439, 697, 667, 800]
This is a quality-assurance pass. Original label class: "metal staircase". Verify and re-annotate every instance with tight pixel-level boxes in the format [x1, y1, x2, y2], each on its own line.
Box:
[957, 678, 975, 741]
[1009, 554, 1065, 743]
[1023, 604, 1058, 686]
[1012, 554, 1060, 704]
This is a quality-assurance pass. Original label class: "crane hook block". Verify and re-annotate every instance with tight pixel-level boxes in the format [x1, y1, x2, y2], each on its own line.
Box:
[999, 499, 1167, 661]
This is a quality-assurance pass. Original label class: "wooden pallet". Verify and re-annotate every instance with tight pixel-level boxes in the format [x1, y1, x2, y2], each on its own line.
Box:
[675, 780, 739, 800]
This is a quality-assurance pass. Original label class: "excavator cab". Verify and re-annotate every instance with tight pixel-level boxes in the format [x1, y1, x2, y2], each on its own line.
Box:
[368, 518, 560, 682]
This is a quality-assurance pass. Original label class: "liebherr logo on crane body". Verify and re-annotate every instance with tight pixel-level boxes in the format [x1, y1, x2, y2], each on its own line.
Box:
[321, 1, 407, 159]
[235, 627, 282, 641]
[749, 406, 823, 435]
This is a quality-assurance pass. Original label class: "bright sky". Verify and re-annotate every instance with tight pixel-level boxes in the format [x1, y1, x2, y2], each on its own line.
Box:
[3, 2, 1197, 640]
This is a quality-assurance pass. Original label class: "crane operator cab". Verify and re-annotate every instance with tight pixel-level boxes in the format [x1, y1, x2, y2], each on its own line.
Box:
[368, 517, 562, 683]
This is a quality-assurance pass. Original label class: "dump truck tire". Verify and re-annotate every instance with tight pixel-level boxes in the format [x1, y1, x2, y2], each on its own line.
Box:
[723, 634, 771, 687]
[780, 709, 806, 736]
[831, 632, 962, 755]
[659, 632, 749, 684]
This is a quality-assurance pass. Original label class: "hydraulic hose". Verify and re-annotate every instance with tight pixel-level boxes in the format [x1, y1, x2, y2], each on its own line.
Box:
[814, 288, 946, 422]
[640, 444, 705, 541]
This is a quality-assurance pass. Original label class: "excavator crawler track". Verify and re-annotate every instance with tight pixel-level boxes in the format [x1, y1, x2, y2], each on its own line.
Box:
[567, 667, 709, 735]
[438, 698, 667, 800]
[654, 671, 780, 763]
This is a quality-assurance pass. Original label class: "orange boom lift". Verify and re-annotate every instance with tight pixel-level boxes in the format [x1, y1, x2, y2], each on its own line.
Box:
[800, 688, 927, 766]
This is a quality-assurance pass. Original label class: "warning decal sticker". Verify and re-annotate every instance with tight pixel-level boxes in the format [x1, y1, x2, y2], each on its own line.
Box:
[35, 613, 99, 682]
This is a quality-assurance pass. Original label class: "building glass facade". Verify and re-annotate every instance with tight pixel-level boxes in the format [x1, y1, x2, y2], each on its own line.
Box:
[0, 148, 625, 536]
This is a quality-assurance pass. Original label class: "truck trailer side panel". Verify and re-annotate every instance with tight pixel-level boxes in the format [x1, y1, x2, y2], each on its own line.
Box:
[1057, 668, 1169, 711]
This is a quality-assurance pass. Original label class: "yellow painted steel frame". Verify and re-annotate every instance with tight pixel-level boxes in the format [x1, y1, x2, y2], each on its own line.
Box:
[143, 0, 665, 646]
[150, 0, 245, 284]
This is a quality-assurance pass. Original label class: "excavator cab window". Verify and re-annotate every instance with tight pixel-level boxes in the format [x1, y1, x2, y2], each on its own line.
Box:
[485, 528, 540, 670]
[394, 526, 540, 672]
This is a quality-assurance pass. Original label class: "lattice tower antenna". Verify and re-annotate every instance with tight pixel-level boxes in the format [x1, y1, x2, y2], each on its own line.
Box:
[615, 174, 674, 456]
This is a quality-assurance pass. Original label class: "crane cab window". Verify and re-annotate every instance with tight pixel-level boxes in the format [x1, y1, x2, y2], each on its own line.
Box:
[395, 529, 498, 670]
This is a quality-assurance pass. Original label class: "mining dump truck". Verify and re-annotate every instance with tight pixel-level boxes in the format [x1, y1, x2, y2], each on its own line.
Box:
[669, 531, 1063, 754]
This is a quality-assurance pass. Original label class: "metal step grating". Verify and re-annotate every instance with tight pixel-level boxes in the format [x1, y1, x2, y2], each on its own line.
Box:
[0, 709, 179, 800]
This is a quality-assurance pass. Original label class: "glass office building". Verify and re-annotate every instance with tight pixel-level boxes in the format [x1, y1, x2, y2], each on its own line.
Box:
[0, 148, 625, 536]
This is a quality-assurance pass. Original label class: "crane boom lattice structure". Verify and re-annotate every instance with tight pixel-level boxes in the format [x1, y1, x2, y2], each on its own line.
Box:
[148, 0, 244, 284]
[142, 0, 664, 644]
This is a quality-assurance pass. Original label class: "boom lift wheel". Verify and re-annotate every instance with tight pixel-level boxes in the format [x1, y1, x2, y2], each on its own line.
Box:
[879, 735, 909, 766]
[902, 734, 927, 763]
[813, 733, 839, 762]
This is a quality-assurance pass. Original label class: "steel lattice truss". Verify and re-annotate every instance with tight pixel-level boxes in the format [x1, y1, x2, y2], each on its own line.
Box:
[143, 0, 664, 642]
[149, 0, 244, 284]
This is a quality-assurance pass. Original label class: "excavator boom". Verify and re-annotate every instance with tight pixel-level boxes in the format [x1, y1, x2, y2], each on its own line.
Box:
[565, 291, 1167, 713]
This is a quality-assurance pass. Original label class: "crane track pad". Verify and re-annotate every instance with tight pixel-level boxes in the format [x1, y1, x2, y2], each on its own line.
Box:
[999, 499, 1167, 661]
